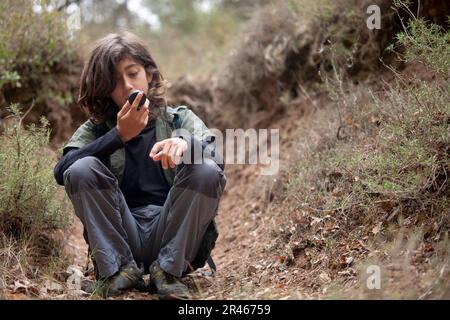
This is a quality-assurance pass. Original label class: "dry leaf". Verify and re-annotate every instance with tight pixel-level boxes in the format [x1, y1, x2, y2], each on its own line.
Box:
[372, 223, 382, 235]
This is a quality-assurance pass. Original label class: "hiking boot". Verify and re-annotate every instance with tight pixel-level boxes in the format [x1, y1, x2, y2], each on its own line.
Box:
[149, 261, 191, 300]
[96, 263, 145, 298]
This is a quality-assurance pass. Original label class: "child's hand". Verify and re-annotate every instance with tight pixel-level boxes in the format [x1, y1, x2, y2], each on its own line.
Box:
[150, 138, 188, 170]
[116, 91, 149, 143]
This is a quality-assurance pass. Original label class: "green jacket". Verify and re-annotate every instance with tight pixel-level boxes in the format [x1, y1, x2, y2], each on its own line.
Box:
[64, 105, 215, 186]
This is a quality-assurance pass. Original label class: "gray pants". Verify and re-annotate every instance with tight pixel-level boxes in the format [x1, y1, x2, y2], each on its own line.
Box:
[63, 156, 226, 278]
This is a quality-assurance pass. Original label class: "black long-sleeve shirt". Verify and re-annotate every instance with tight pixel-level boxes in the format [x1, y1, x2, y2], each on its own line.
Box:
[119, 120, 171, 207]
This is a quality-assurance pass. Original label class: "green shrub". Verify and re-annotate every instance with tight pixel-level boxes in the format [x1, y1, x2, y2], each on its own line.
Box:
[0, 0, 76, 88]
[0, 104, 69, 238]
[0, 0, 83, 145]
[395, 18, 450, 73]
[343, 82, 449, 213]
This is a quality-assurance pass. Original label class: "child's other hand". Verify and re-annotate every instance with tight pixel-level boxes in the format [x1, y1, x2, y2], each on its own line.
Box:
[149, 138, 188, 170]
[116, 91, 149, 143]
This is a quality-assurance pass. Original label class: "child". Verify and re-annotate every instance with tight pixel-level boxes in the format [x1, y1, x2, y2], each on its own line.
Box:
[54, 31, 226, 299]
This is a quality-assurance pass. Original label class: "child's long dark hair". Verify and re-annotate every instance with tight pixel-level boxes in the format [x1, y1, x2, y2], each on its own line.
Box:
[78, 31, 167, 124]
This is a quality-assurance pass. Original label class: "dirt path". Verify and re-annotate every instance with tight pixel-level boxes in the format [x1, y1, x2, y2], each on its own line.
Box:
[200, 100, 322, 299]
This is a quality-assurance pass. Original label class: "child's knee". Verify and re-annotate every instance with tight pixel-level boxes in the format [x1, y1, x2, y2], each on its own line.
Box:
[182, 159, 226, 197]
[64, 156, 115, 192]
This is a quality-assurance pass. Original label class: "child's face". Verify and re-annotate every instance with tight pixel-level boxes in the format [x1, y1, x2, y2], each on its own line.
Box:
[110, 57, 152, 109]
